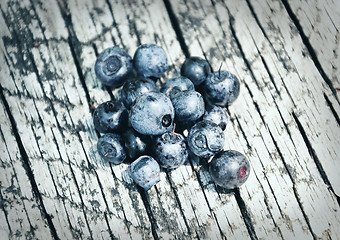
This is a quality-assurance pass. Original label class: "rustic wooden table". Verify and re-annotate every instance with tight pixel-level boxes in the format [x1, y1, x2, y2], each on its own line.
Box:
[0, 0, 339, 239]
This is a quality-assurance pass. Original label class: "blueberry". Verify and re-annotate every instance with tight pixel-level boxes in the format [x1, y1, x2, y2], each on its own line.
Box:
[93, 100, 128, 133]
[95, 47, 133, 87]
[129, 155, 160, 190]
[181, 56, 211, 86]
[171, 90, 205, 121]
[122, 128, 151, 160]
[209, 150, 250, 189]
[153, 132, 188, 169]
[120, 77, 160, 109]
[202, 104, 228, 131]
[97, 133, 126, 164]
[203, 70, 240, 107]
[187, 120, 224, 158]
[129, 92, 174, 135]
[161, 76, 195, 98]
[133, 44, 168, 78]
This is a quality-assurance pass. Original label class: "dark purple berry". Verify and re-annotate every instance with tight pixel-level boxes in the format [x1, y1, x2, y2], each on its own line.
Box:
[122, 128, 151, 160]
[93, 100, 128, 133]
[203, 70, 240, 106]
[209, 150, 250, 189]
[181, 56, 211, 86]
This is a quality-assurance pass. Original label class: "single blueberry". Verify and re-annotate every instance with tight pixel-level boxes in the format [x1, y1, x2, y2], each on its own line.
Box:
[161, 76, 195, 98]
[171, 90, 205, 121]
[93, 100, 128, 133]
[133, 44, 168, 78]
[122, 128, 151, 160]
[209, 150, 250, 189]
[95, 47, 133, 87]
[120, 77, 160, 109]
[129, 92, 174, 135]
[187, 120, 225, 158]
[153, 132, 188, 169]
[129, 155, 161, 190]
[97, 133, 126, 164]
[202, 104, 228, 131]
[181, 56, 211, 86]
[203, 70, 240, 107]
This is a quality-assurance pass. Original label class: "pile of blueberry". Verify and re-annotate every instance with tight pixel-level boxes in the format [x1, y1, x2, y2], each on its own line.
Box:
[92, 44, 250, 191]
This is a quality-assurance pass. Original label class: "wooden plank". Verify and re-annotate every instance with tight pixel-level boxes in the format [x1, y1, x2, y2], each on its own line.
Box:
[215, 0, 340, 239]
[243, 0, 340, 197]
[0, 99, 53, 240]
[168, 0, 340, 239]
[67, 0, 251, 238]
[0, 0, 150, 238]
[284, 0, 340, 90]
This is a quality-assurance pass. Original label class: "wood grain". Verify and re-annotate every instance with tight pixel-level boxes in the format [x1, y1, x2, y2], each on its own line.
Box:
[0, 0, 339, 239]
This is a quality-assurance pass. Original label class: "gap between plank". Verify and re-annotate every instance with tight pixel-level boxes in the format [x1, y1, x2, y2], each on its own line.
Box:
[274, 0, 338, 103]
[227, 7, 319, 238]
[55, 1, 160, 238]
[0, 83, 60, 240]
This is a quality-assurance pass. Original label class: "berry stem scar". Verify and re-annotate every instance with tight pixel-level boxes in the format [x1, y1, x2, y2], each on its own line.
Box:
[218, 62, 223, 78]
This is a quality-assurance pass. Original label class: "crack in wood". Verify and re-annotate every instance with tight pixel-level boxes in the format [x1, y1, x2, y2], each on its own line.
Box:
[280, 0, 339, 104]
[0, 83, 59, 239]
[163, 0, 190, 58]
[292, 112, 340, 205]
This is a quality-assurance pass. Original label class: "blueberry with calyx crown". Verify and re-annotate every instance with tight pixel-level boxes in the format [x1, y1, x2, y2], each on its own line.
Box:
[129, 92, 174, 135]
[187, 120, 225, 158]
[97, 133, 126, 164]
[95, 47, 133, 88]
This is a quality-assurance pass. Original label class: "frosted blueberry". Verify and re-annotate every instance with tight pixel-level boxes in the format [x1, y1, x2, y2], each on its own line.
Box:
[209, 150, 250, 189]
[133, 44, 168, 78]
[129, 155, 160, 190]
[129, 92, 174, 135]
[95, 47, 133, 87]
[120, 77, 160, 109]
[171, 90, 205, 121]
[97, 133, 126, 164]
[153, 132, 188, 169]
[187, 120, 224, 158]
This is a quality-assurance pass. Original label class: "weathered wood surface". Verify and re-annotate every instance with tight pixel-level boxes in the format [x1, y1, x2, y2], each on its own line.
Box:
[0, 0, 339, 239]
